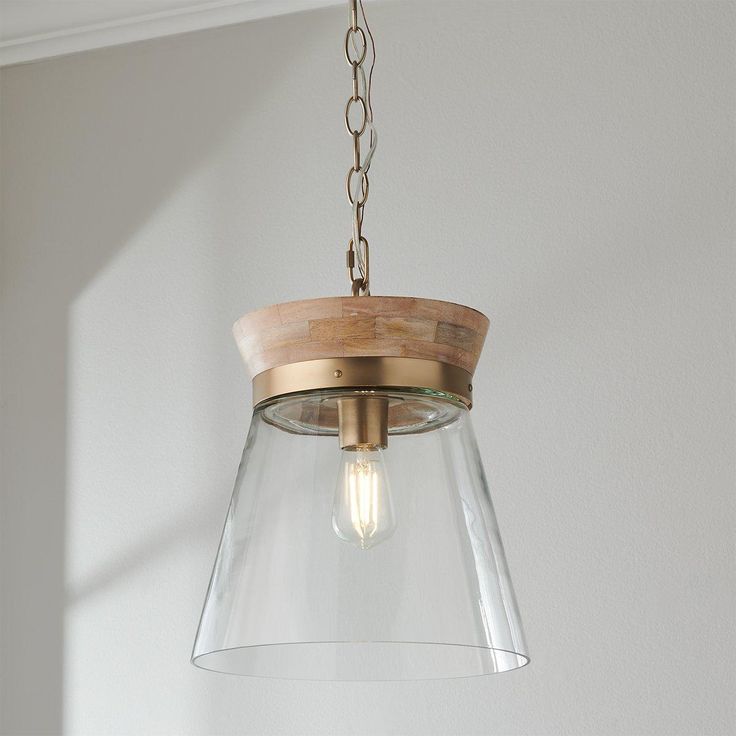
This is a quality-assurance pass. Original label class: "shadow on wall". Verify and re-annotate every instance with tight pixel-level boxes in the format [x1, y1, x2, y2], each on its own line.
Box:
[0, 12, 316, 734]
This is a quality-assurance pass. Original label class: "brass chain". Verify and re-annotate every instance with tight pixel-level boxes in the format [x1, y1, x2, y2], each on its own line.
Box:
[344, 0, 374, 296]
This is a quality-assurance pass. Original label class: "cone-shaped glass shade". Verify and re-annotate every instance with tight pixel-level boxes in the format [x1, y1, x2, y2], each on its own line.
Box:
[192, 389, 528, 680]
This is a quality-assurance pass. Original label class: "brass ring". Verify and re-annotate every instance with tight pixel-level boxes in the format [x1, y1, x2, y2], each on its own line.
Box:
[346, 168, 369, 206]
[344, 27, 367, 66]
[252, 357, 474, 408]
[344, 96, 367, 136]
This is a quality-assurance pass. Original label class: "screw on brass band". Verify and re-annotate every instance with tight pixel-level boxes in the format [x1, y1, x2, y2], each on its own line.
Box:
[252, 356, 474, 408]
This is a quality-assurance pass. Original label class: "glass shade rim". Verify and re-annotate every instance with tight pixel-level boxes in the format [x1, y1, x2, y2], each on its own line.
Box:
[191, 642, 530, 681]
[259, 387, 468, 439]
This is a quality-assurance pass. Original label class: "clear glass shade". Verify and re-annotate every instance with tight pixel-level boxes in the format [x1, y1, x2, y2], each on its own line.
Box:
[192, 389, 528, 680]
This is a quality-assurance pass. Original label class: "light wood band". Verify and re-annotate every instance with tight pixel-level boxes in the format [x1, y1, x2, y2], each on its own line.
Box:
[233, 296, 490, 378]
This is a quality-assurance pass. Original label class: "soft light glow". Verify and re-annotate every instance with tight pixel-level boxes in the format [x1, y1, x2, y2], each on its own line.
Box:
[332, 448, 395, 549]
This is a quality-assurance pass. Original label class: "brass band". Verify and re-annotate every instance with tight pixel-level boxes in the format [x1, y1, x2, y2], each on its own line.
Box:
[252, 356, 474, 408]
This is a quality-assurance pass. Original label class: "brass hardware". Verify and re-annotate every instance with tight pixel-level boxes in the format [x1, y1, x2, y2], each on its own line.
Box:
[352, 131, 360, 171]
[252, 356, 474, 408]
[338, 396, 389, 449]
[344, 27, 367, 66]
[345, 96, 367, 136]
[347, 237, 369, 295]
[351, 64, 359, 101]
[343, 0, 375, 296]
[346, 168, 369, 206]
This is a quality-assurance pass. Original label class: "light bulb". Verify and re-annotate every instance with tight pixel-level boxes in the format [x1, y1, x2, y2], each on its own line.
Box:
[332, 447, 396, 549]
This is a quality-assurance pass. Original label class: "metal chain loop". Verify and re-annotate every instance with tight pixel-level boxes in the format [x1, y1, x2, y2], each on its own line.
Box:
[347, 237, 370, 296]
[346, 168, 369, 206]
[344, 0, 375, 296]
[344, 27, 367, 66]
[344, 96, 367, 136]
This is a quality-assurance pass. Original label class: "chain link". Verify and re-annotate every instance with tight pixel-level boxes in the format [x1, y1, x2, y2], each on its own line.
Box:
[344, 0, 374, 296]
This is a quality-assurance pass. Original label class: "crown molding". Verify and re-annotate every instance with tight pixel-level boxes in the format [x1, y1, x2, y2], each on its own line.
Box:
[0, 0, 346, 67]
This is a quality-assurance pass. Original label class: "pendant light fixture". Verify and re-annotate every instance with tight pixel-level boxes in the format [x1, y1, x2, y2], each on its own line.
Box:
[191, 0, 529, 680]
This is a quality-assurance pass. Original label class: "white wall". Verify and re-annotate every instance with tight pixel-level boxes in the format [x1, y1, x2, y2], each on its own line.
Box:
[1, 1, 734, 734]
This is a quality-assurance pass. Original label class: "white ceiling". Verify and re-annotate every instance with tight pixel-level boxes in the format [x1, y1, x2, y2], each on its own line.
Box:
[0, 0, 346, 66]
[0, 0, 206, 40]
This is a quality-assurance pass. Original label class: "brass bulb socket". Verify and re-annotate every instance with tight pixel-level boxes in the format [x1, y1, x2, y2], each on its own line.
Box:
[338, 396, 389, 450]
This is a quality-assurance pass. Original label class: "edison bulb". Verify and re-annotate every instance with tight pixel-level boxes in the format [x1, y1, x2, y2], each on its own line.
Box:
[332, 448, 396, 549]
